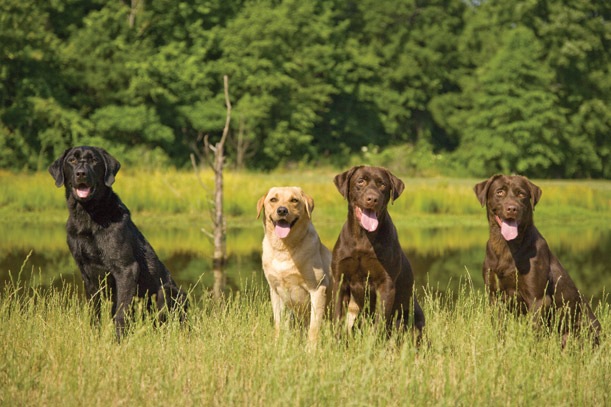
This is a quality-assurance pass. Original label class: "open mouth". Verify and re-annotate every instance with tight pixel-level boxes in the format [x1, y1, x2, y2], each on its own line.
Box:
[495, 215, 518, 241]
[73, 183, 93, 199]
[355, 206, 379, 232]
[271, 218, 299, 239]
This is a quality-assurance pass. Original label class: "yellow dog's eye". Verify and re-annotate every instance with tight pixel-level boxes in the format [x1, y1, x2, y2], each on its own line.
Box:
[270, 197, 278, 203]
[290, 198, 299, 203]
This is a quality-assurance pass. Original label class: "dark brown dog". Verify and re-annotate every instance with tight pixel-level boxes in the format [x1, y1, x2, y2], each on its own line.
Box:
[474, 174, 601, 345]
[332, 166, 425, 339]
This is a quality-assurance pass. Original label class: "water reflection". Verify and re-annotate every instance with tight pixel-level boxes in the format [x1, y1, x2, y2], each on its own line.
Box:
[1, 221, 609, 303]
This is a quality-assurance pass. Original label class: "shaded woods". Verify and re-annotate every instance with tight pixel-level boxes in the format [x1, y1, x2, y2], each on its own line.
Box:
[1, 0, 609, 177]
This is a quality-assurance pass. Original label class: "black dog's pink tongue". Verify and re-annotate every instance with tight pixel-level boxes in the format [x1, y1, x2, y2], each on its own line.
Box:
[275, 222, 291, 238]
[497, 217, 518, 241]
[76, 187, 91, 199]
[360, 208, 379, 232]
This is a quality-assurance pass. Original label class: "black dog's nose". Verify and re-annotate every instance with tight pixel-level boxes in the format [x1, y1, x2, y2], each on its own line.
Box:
[76, 168, 87, 179]
[277, 207, 288, 217]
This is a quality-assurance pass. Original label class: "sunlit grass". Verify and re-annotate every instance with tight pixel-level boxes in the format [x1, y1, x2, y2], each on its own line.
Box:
[1, 277, 609, 407]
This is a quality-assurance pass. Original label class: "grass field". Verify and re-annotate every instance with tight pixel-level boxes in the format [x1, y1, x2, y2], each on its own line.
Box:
[1, 170, 610, 406]
[1, 277, 609, 407]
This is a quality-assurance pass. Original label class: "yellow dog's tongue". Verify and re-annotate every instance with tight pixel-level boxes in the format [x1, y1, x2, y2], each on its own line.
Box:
[275, 222, 291, 239]
[496, 216, 518, 241]
[360, 208, 378, 232]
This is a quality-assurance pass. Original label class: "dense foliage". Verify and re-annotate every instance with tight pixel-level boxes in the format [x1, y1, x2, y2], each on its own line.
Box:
[1, 0, 609, 177]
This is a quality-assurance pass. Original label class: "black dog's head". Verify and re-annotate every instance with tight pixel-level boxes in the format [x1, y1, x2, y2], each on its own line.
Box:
[474, 174, 542, 241]
[334, 165, 404, 232]
[49, 146, 121, 202]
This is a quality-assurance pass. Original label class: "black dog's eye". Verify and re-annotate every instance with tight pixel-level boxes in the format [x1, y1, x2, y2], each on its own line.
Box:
[69, 158, 77, 164]
[290, 198, 299, 203]
[496, 189, 505, 197]
[270, 197, 278, 203]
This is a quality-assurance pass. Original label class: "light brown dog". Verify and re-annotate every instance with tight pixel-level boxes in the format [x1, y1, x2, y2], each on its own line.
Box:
[257, 187, 333, 346]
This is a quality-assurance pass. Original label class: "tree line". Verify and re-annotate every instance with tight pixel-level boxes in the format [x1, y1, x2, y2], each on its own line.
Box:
[1, 0, 609, 177]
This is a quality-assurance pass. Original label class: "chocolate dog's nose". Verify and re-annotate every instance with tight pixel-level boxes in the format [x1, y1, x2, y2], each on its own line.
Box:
[365, 194, 378, 205]
[277, 207, 288, 217]
[505, 205, 517, 216]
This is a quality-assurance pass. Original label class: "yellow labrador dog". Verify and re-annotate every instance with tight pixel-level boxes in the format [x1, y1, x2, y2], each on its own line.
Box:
[257, 187, 333, 346]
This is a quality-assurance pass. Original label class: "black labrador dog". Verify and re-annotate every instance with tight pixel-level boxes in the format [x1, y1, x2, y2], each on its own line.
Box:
[49, 146, 188, 337]
[474, 174, 601, 346]
[332, 166, 425, 340]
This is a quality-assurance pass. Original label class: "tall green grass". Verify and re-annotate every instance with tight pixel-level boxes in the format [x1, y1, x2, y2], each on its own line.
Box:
[1, 169, 610, 223]
[1, 278, 609, 407]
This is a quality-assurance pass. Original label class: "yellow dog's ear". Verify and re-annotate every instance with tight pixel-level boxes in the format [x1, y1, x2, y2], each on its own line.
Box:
[256, 189, 270, 219]
[302, 192, 314, 218]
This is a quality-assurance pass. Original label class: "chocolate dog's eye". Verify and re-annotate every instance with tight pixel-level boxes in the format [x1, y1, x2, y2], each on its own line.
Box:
[496, 189, 505, 197]
[518, 192, 527, 198]
[357, 178, 365, 185]
[379, 183, 386, 190]
[270, 197, 278, 203]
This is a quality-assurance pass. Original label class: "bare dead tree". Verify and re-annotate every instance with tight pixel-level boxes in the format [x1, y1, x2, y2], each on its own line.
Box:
[190, 75, 231, 300]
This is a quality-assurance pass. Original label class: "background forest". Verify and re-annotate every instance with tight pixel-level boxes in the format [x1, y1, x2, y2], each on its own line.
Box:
[1, 0, 610, 178]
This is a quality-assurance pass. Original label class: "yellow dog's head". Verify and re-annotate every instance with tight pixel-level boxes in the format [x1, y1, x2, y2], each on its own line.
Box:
[257, 187, 314, 239]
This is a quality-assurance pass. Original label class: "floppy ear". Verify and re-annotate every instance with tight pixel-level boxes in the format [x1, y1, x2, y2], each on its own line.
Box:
[333, 166, 362, 200]
[385, 169, 405, 204]
[473, 174, 502, 208]
[302, 191, 314, 218]
[48, 148, 71, 187]
[256, 189, 270, 219]
[522, 176, 542, 210]
[95, 147, 121, 187]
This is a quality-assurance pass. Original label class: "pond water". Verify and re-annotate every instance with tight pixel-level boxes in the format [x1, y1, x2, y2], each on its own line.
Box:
[1, 221, 609, 304]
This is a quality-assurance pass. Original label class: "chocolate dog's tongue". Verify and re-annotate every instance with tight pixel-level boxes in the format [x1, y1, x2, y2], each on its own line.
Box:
[76, 187, 91, 199]
[275, 221, 291, 239]
[499, 218, 518, 241]
[360, 208, 379, 232]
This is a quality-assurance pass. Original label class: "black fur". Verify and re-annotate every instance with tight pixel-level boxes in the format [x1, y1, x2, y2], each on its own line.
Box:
[49, 146, 188, 338]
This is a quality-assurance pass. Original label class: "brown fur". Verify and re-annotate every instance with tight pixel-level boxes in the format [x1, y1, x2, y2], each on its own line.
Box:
[474, 174, 601, 346]
[332, 166, 425, 340]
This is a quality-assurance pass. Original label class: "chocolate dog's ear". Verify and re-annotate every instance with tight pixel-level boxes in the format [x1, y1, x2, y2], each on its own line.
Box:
[385, 169, 405, 204]
[95, 147, 121, 187]
[333, 166, 362, 200]
[302, 191, 314, 218]
[256, 189, 270, 219]
[48, 148, 71, 187]
[473, 174, 502, 208]
[522, 176, 542, 210]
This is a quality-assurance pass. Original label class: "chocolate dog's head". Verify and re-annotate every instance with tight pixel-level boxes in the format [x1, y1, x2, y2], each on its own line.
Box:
[256, 187, 314, 239]
[49, 146, 121, 202]
[334, 166, 404, 232]
[474, 175, 542, 241]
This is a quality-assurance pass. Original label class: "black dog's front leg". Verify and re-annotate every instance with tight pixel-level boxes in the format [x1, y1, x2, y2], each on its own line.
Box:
[113, 263, 139, 339]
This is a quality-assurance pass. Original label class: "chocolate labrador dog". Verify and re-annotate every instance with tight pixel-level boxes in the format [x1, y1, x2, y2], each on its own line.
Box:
[49, 146, 188, 338]
[474, 174, 601, 345]
[332, 166, 425, 340]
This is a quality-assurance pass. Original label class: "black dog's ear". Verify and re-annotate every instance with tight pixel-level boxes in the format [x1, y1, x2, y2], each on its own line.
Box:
[48, 148, 71, 187]
[473, 174, 502, 208]
[385, 169, 405, 204]
[521, 176, 542, 210]
[333, 166, 362, 200]
[95, 147, 121, 187]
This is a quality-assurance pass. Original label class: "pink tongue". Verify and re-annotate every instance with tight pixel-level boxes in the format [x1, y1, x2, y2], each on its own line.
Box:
[500, 219, 518, 241]
[275, 223, 291, 239]
[76, 187, 91, 199]
[360, 208, 379, 232]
